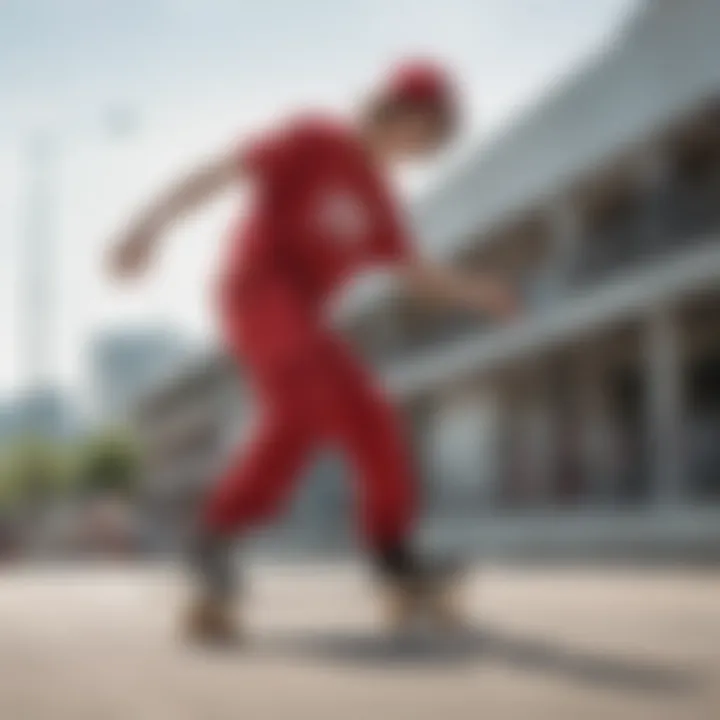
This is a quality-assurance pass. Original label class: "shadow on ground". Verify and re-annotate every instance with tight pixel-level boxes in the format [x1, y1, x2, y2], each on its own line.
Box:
[247, 626, 702, 696]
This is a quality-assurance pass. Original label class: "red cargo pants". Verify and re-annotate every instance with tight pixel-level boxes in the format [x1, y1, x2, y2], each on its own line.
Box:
[203, 276, 417, 548]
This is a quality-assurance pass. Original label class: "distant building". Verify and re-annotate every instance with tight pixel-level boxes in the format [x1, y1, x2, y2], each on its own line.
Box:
[90, 327, 191, 426]
[132, 0, 720, 559]
[0, 386, 82, 441]
[131, 353, 242, 550]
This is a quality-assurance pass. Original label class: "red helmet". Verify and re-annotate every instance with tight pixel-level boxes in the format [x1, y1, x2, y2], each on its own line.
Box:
[380, 58, 459, 134]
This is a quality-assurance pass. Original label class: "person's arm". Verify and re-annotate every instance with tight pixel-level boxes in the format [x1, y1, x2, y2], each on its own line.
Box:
[366, 177, 518, 321]
[399, 259, 519, 320]
[107, 153, 240, 279]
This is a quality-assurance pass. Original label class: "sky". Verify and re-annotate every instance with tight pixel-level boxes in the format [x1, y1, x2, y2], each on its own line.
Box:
[0, 0, 639, 400]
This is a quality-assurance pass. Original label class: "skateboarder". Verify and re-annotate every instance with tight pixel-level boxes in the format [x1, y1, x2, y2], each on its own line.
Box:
[109, 59, 517, 642]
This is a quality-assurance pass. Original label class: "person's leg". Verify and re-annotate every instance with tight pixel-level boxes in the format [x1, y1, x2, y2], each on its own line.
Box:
[190, 288, 324, 606]
[204, 412, 316, 535]
[183, 407, 318, 644]
[185, 327, 328, 642]
[201, 332, 337, 542]
[322, 341, 418, 568]
[324, 340, 464, 629]
[189, 410, 316, 598]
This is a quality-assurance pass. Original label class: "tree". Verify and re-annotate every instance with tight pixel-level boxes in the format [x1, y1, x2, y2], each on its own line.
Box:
[75, 433, 140, 498]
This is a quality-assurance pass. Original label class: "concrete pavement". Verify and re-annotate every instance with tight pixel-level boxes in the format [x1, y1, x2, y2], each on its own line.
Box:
[0, 563, 717, 719]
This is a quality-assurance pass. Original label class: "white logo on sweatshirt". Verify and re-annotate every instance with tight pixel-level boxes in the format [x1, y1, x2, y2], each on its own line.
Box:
[316, 191, 369, 244]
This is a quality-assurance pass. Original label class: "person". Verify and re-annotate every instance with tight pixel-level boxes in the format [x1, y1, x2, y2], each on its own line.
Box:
[108, 59, 518, 644]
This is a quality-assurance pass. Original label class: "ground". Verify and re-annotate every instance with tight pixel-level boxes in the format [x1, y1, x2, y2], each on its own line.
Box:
[0, 563, 718, 720]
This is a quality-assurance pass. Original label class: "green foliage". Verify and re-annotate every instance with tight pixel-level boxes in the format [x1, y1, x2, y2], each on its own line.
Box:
[0, 438, 71, 508]
[0, 431, 141, 508]
[75, 432, 140, 497]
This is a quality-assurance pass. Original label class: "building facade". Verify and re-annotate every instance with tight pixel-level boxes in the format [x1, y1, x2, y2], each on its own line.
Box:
[342, 0, 720, 557]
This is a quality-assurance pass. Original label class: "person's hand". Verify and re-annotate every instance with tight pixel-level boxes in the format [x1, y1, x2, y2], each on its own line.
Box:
[475, 279, 521, 321]
[106, 224, 156, 281]
[400, 261, 522, 321]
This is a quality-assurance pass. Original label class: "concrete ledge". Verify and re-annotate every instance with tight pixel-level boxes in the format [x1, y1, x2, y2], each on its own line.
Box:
[422, 506, 720, 561]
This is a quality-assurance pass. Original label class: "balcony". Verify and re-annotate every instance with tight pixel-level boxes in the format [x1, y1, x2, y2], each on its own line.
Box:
[573, 179, 720, 286]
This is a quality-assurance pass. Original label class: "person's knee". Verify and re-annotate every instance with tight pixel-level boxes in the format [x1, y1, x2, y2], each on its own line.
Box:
[203, 411, 311, 532]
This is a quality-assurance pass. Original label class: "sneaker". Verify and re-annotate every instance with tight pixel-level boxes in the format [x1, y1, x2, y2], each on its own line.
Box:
[380, 557, 468, 633]
[181, 591, 242, 647]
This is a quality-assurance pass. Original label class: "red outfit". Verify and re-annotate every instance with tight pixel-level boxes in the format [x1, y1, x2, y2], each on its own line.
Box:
[204, 115, 417, 547]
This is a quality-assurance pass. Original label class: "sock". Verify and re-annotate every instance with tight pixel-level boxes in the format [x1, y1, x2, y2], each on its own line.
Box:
[372, 541, 421, 582]
[187, 527, 237, 600]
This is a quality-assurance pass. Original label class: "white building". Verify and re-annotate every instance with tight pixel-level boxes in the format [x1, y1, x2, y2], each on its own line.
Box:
[134, 0, 720, 558]
[90, 328, 190, 426]
[0, 386, 82, 441]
